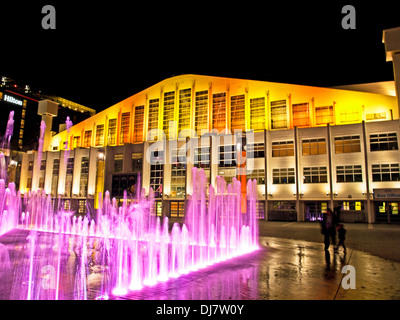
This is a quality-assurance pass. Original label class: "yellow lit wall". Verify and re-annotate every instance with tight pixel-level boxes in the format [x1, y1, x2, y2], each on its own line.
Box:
[49, 74, 398, 151]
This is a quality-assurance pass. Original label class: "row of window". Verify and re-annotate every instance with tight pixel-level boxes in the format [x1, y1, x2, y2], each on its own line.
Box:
[272, 133, 398, 157]
[272, 164, 399, 184]
[61, 86, 392, 149]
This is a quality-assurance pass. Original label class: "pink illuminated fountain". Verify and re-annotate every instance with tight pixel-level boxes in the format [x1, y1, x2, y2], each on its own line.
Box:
[0, 111, 259, 300]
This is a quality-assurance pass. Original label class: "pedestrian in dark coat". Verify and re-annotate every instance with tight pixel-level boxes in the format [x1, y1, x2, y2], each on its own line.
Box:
[321, 208, 337, 251]
[336, 224, 347, 253]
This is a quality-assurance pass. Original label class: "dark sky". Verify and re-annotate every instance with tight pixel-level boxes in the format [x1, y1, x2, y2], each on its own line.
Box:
[1, 1, 398, 112]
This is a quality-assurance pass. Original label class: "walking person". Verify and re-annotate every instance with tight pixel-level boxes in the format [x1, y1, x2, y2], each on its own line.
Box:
[336, 224, 347, 253]
[321, 208, 337, 251]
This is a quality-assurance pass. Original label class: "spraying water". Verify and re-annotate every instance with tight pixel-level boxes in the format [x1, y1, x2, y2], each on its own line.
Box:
[0, 111, 260, 299]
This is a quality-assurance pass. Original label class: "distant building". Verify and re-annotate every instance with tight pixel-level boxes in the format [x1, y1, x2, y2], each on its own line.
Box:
[0, 75, 95, 152]
[0, 75, 96, 190]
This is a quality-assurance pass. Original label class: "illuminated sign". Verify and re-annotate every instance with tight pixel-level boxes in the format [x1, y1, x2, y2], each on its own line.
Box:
[373, 188, 400, 199]
[3, 94, 23, 106]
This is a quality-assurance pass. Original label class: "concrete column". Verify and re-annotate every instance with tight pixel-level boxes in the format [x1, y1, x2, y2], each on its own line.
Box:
[264, 129, 269, 221]
[383, 27, 400, 113]
[362, 121, 374, 224]
[37, 100, 58, 152]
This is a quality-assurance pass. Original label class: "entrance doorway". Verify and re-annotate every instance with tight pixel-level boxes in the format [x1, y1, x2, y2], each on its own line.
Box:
[305, 201, 328, 222]
[375, 201, 400, 223]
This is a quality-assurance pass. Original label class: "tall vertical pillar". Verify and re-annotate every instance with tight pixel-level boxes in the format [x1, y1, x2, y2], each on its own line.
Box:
[383, 27, 400, 114]
[37, 99, 58, 152]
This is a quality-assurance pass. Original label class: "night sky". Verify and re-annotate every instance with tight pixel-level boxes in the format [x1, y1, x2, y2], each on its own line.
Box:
[1, 1, 399, 113]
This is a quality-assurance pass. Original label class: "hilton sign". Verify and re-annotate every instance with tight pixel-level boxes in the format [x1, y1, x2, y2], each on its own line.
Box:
[3, 94, 23, 106]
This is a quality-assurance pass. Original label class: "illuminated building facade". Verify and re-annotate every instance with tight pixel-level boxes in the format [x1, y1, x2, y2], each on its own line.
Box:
[19, 74, 400, 223]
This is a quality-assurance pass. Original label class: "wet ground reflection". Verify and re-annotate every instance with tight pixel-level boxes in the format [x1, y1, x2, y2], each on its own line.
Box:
[1, 230, 400, 300]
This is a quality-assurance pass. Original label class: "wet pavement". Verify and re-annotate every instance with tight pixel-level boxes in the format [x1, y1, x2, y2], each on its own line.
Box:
[114, 236, 400, 300]
[0, 229, 399, 300]
[258, 221, 400, 262]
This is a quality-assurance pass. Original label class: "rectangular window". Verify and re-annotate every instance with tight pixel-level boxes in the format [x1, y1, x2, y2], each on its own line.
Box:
[150, 149, 163, 198]
[336, 165, 362, 183]
[212, 92, 226, 132]
[73, 136, 80, 149]
[370, 132, 398, 151]
[163, 91, 175, 140]
[219, 145, 236, 167]
[171, 149, 186, 198]
[80, 157, 89, 197]
[26, 178, 32, 190]
[66, 158, 74, 175]
[247, 143, 265, 158]
[120, 112, 130, 144]
[302, 138, 326, 155]
[195, 90, 208, 136]
[372, 163, 400, 181]
[272, 201, 296, 210]
[247, 169, 265, 185]
[303, 166, 328, 183]
[315, 106, 333, 125]
[40, 160, 46, 170]
[250, 97, 265, 131]
[170, 201, 185, 218]
[78, 200, 86, 214]
[38, 177, 45, 190]
[95, 124, 104, 146]
[108, 119, 117, 145]
[272, 140, 294, 157]
[340, 110, 360, 123]
[342, 201, 364, 211]
[111, 174, 137, 198]
[148, 99, 159, 140]
[133, 105, 144, 142]
[231, 94, 245, 131]
[84, 130, 92, 148]
[132, 153, 143, 173]
[52, 159, 59, 175]
[271, 100, 287, 129]
[217, 167, 236, 184]
[366, 112, 386, 121]
[194, 146, 210, 169]
[150, 164, 163, 198]
[114, 153, 123, 173]
[178, 88, 191, 134]
[272, 168, 295, 184]
[335, 135, 361, 153]
[51, 159, 59, 197]
[292, 103, 310, 127]
[65, 158, 74, 197]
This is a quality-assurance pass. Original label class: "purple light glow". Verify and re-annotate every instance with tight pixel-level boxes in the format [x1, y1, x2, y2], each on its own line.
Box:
[0, 112, 259, 299]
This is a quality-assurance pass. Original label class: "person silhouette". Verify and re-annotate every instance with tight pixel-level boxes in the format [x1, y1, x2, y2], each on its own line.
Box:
[320, 208, 337, 251]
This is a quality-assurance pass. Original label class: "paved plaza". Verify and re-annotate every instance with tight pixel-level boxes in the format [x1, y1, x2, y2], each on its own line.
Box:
[0, 223, 399, 300]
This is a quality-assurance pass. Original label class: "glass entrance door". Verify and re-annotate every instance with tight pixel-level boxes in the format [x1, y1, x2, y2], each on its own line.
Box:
[375, 201, 400, 223]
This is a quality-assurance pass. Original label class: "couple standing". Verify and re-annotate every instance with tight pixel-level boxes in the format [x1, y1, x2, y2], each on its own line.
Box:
[321, 208, 346, 253]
